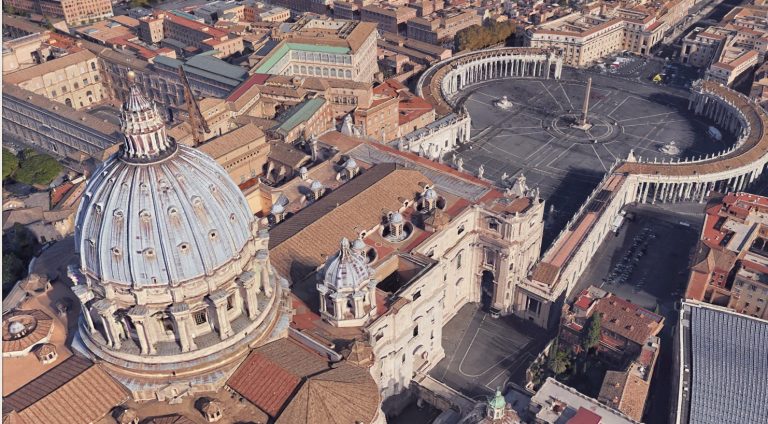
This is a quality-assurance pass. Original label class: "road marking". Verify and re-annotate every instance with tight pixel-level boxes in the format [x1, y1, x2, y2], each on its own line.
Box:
[591, 144, 608, 171]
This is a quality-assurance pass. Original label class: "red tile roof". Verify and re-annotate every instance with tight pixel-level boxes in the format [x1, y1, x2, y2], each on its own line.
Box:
[227, 352, 301, 417]
[567, 407, 602, 424]
[226, 73, 270, 102]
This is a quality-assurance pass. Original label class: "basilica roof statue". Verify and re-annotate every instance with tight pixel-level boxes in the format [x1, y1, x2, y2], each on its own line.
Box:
[70, 72, 291, 402]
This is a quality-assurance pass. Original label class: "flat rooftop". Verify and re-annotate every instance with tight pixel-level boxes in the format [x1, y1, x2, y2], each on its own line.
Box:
[678, 301, 768, 424]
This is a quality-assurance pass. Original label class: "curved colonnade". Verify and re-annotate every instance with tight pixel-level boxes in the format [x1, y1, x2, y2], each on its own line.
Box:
[416, 48, 768, 204]
[416, 48, 768, 328]
[416, 47, 564, 116]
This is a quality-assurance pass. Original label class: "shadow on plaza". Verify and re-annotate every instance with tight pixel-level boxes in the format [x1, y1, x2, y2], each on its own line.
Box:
[542, 169, 604, 251]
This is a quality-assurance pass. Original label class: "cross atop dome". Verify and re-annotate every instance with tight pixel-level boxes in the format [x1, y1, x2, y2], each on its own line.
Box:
[120, 71, 176, 161]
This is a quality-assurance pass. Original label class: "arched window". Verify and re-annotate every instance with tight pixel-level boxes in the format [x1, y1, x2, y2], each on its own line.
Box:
[330, 69, 337, 77]
[322, 68, 329, 77]
[345, 70, 352, 78]
[64, 98, 72, 107]
[90, 62, 96, 71]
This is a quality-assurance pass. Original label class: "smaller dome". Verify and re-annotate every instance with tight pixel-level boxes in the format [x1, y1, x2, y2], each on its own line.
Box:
[8, 321, 25, 337]
[425, 188, 438, 200]
[351, 238, 366, 251]
[271, 203, 285, 214]
[310, 180, 324, 191]
[345, 159, 358, 170]
[390, 212, 404, 224]
[299, 166, 308, 174]
[323, 238, 371, 290]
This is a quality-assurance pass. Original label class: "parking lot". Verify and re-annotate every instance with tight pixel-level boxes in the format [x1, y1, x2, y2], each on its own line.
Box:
[572, 204, 702, 309]
[429, 304, 550, 399]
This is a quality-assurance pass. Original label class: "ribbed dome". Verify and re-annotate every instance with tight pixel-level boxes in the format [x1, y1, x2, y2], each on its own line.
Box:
[322, 238, 371, 290]
[75, 147, 255, 287]
[75, 78, 255, 288]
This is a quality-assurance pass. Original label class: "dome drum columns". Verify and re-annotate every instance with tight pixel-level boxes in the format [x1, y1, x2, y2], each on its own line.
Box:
[237, 272, 261, 320]
[168, 303, 197, 353]
[128, 306, 157, 355]
[209, 290, 235, 340]
[93, 299, 122, 350]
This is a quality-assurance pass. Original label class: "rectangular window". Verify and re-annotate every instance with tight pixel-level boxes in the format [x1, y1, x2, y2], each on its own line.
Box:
[456, 253, 462, 269]
[526, 297, 541, 315]
[413, 325, 419, 337]
[226, 294, 235, 310]
[413, 290, 421, 301]
[194, 309, 207, 325]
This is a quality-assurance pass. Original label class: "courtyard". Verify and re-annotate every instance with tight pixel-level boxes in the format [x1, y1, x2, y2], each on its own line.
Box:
[429, 303, 551, 400]
[454, 69, 733, 246]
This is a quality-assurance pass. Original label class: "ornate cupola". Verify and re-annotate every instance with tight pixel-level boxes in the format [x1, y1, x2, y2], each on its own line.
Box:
[317, 238, 376, 327]
[120, 71, 175, 161]
[422, 187, 438, 211]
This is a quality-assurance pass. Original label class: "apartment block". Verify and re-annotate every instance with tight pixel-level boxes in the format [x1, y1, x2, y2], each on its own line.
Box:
[525, 0, 692, 66]
[406, 8, 481, 44]
[361, 4, 417, 34]
[4, 0, 113, 26]
[686, 192, 768, 320]
[138, 10, 244, 58]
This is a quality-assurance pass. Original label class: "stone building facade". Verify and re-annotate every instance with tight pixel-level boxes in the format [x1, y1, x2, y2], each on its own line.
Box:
[253, 18, 380, 84]
[2, 84, 121, 161]
[4, 49, 107, 110]
[4, 0, 113, 26]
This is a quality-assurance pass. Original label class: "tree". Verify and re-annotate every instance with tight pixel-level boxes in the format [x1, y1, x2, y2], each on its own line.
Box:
[547, 340, 572, 376]
[581, 313, 602, 353]
[3, 149, 19, 180]
[2, 253, 25, 296]
[14, 154, 62, 186]
[454, 21, 516, 51]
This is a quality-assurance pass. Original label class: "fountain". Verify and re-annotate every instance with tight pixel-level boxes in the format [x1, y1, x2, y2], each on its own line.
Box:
[659, 140, 681, 156]
[494, 96, 514, 110]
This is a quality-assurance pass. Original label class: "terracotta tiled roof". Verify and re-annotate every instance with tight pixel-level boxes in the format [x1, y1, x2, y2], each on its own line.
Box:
[531, 262, 559, 286]
[197, 124, 266, 159]
[227, 338, 329, 417]
[592, 295, 664, 346]
[3, 356, 128, 424]
[276, 364, 380, 424]
[228, 353, 302, 417]
[4, 50, 96, 85]
[145, 415, 197, 424]
[268, 164, 432, 281]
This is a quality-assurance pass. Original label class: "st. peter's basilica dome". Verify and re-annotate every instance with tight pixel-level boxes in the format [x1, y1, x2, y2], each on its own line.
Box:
[70, 73, 290, 402]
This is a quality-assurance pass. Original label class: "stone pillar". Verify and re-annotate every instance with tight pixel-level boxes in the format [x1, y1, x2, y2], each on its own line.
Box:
[128, 306, 156, 355]
[170, 303, 197, 352]
[333, 292, 345, 320]
[256, 250, 273, 297]
[240, 272, 260, 320]
[71, 285, 96, 334]
[209, 290, 233, 340]
[353, 291, 365, 319]
[93, 299, 121, 349]
[581, 78, 592, 127]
